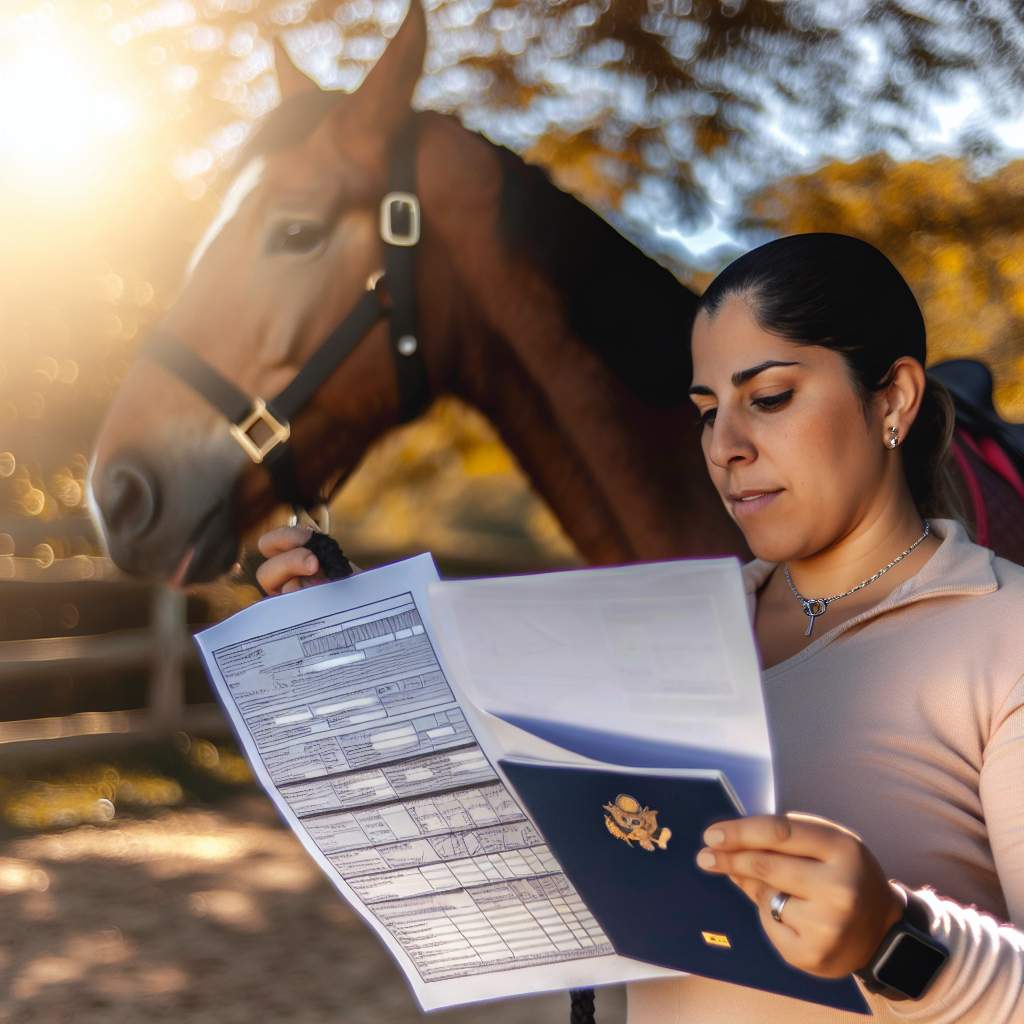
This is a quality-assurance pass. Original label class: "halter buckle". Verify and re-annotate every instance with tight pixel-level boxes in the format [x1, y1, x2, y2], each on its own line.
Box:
[229, 397, 291, 464]
[380, 192, 420, 247]
[288, 503, 331, 534]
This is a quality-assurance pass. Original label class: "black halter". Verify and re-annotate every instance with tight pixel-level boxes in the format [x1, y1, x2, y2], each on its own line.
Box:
[141, 117, 429, 512]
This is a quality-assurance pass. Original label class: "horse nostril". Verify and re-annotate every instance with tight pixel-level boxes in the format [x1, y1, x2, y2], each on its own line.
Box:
[99, 458, 160, 541]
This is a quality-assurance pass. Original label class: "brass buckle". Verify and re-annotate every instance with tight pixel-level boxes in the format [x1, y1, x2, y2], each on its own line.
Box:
[380, 192, 420, 246]
[229, 397, 291, 464]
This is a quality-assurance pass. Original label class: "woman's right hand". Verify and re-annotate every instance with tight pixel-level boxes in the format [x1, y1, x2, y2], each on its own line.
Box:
[255, 525, 328, 596]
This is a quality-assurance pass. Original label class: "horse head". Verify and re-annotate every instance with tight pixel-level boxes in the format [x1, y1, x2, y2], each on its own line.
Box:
[89, 0, 464, 584]
[89, 0, 746, 584]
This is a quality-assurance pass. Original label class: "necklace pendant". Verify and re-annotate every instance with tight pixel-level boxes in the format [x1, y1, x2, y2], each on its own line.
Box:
[801, 598, 828, 638]
[784, 523, 928, 640]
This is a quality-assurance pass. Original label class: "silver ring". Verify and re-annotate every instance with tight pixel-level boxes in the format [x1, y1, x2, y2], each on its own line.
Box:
[769, 890, 790, 923]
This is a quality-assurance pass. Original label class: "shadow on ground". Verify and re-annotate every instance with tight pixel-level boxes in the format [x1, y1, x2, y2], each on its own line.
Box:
[0, 745, 626, 1024]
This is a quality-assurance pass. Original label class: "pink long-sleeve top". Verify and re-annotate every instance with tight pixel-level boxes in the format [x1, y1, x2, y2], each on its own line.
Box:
[627, 517, 1024, 1023]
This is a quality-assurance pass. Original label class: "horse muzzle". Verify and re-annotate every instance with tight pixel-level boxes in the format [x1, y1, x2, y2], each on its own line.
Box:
[91, 451, 238, 585]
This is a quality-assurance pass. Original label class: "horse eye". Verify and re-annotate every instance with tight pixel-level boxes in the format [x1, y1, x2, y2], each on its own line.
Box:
[268, 221, 327, 254]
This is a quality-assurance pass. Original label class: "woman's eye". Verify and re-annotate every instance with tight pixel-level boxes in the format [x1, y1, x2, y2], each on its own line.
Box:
[268, 221, 328, 254]
[752, 389, 794, 411]
[696, 390, 792, 429]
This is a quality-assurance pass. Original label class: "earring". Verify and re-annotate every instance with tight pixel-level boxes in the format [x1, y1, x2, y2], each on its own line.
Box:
[887, 425, 900, 449]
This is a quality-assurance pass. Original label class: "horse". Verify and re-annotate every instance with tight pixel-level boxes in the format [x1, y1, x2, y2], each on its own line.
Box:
[86, 0, 1024, 586]
[86, 0, 745, 584]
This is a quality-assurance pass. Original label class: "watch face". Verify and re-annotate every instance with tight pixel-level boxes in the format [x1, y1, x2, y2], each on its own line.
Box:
[876, 933, 947, 999]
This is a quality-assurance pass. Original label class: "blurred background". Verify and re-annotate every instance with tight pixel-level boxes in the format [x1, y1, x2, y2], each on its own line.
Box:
[1, 0, 1023, 1020]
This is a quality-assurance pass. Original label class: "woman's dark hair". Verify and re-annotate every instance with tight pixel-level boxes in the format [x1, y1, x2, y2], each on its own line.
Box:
[697, 232, 962, 522]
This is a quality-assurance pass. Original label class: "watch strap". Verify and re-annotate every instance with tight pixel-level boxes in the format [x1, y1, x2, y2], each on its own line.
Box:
[903, 886, 935, 932]
[854, 883, 948, 1001]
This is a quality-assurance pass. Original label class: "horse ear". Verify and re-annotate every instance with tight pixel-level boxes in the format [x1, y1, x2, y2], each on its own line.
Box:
[274, 37, 318, 101]
[348, 0, 427, 138]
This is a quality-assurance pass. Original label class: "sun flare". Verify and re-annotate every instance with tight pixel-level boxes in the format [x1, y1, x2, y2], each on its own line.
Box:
[0, 8, 140, 184]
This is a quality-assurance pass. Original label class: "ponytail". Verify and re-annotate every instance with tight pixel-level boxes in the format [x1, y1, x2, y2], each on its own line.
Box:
[900, 374, 965, 522]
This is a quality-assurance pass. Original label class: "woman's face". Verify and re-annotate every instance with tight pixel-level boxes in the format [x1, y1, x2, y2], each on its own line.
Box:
[690, 294, 887, 563]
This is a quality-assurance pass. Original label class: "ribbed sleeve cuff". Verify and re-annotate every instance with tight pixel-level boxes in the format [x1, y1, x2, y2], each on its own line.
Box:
[877, 886, 1024, 1023]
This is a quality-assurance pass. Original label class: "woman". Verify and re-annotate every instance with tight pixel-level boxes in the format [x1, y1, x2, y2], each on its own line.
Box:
[256, 233, 1024, 1022]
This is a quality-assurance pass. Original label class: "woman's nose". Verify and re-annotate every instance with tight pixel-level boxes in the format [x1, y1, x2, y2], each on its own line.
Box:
[706, 409, 755, 468]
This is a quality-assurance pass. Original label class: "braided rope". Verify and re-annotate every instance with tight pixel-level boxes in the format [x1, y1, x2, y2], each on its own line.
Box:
[570, 988, 596, 1024]
[303, 530, 354, 580]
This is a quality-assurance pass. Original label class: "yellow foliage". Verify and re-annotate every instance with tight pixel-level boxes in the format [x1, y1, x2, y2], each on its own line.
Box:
[463, 444, 516, 477]
[751, 153, 1024, 420]
[934, 244, 966, 276]
[328, 397, 580, 569]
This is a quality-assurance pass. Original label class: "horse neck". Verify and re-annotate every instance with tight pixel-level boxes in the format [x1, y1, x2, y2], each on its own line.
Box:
[418, 116, 746, 564]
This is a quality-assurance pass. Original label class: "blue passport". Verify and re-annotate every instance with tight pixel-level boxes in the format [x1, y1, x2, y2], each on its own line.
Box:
[499, 758, 870, 1015]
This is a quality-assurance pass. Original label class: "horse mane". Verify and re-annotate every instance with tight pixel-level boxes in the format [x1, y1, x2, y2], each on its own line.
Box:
[494, 144, 698, 406]
[234, 93, 698, 405]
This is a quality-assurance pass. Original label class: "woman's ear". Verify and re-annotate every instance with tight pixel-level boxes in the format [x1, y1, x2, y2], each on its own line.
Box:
[879, 356, 927, 439]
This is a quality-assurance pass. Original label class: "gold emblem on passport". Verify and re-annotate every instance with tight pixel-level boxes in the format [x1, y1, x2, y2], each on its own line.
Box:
[702, 931, 731, 948]
[603, 794, 672, 851]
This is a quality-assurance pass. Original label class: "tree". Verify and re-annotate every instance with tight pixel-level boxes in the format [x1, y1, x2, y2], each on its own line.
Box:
[92, 1, 1024, 234]
[747, 152, 1024, 418]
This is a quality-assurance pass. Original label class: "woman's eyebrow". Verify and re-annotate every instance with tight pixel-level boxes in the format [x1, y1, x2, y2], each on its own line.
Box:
[732, 359, 802, 386]
[688, 360, 802, 396]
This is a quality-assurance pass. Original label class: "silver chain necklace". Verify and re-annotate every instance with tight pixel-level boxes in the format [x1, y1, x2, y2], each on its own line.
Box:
[783, 520, 931, 637]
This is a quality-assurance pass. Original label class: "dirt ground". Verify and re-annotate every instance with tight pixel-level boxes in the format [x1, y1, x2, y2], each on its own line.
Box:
[0, 790, 626, 1024]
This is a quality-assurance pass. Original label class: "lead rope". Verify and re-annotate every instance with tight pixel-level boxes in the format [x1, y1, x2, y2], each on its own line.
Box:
[301, 529, 354, 580]
[570, 988, 596, 1024]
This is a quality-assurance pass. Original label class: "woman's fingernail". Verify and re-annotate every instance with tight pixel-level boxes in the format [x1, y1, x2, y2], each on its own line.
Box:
[696, 849, 716, 869]
[704, 828, 725, 847]
[305, 555, 317, 572]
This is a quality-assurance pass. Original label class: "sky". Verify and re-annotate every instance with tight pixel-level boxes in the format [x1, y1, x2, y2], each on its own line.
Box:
[661, 68, 1024, 263]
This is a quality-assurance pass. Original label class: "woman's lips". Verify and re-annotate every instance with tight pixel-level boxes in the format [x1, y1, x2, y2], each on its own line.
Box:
[729, 490, 782, 517]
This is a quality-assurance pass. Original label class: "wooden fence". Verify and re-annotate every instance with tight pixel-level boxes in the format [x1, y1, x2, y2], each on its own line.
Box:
[0, 552, 228, 760]
[0, 516, 579, 760]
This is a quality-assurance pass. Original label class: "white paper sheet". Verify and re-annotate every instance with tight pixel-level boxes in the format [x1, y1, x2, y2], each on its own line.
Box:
[427, 557, 775, 816]
[193, 554, 679, 1011]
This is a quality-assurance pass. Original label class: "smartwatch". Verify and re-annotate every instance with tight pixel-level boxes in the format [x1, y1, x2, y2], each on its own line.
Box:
[854, 883, 949, 1001]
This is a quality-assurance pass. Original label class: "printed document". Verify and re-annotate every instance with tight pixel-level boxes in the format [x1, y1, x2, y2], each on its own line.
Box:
[428, 557, 774, 817]
[194, 554, 681, 1010]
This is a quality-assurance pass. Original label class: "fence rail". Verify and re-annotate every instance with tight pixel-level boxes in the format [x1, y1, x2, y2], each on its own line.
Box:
[0, 527, 580, 759]
[0, 570, 227, 758]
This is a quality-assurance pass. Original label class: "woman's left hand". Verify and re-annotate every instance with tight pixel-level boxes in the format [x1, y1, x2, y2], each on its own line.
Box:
[696, 812, 905, 979]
